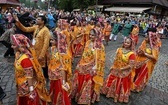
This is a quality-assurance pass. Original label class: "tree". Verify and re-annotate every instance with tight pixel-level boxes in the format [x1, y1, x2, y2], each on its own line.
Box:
[57, 0, 101, 11]
[57, 0, 73, 11]
[71, 0, 90, 10]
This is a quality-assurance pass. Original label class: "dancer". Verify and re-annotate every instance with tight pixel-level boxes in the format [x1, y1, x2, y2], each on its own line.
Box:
[101, 37, 135, 103]
[72, 28, 105, 104]
[11, 34, 51, 105]
[133, 28, 160, 92]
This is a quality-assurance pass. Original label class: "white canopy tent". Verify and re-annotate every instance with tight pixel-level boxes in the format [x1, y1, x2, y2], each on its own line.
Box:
[105, 7, 151, 13]
[73, 9, 80, 12]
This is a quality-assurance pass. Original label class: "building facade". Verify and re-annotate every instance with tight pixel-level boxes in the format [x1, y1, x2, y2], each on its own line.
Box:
[99, 0, 168, 16]
[0, 0, 20, 10]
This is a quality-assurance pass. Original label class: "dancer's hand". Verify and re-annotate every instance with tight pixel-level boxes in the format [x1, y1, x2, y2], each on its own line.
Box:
[62, 82, 70, 92]
[29, 90, 37, 101]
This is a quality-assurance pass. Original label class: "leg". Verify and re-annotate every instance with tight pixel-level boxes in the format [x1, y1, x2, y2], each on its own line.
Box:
[114, 35, 117, 41]
[5, 47, 14, 57]
[105, 36, 109, 45]
[0, 86, 6, 101]
[109, 33, 114, 41]
[0, 41, 13, 57]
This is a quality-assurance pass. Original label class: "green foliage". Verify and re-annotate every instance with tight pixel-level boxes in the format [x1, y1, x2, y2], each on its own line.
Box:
[58, 0, 73, 11]
[72, 0, 90, 10]
[58, 0, 97, 11]
[19, 0, 48, 9]
[19, 0, 100, 11]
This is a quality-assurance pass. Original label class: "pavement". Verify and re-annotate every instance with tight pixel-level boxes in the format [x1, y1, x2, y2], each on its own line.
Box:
[0, 34, 168, 105]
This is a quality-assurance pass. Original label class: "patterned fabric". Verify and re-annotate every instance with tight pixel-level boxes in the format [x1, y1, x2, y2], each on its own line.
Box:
[12, 34, 51, 103]
[57, 32, 67, 54]
[11, 34, 32, 48]
[58, 19, 68, 29]
[72, 38, 105, 104]
[93, 28, 102, 49]
[101, 48, 135, 103]
[11, 34, 32, 57]
[133, 39, 159, 92]
[148, 32, 158, 49]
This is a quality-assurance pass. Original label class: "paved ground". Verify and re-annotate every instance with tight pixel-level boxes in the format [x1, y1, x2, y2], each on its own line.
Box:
[0, 34, 168, 105]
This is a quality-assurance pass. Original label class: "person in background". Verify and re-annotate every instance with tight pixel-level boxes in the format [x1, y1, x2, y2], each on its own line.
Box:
[13, 14, 51, 79]
[11, 34, 51, 105]
[103, 21, 112, 45]
[47, 12, 56, 30]
[101, 37, 135, 103]
[109, 19, 120, 41]
[122, 20, 132, 41]
[0, 25, 16, 57]
[157, 25, 164, 38]
[6, 12, 13, 29]
[130, 24, 139, 45]
[164, 24, 168, 37]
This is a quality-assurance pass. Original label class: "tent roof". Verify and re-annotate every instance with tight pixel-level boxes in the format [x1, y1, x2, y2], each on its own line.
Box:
[100, 0, 168, 8]
[105, 7, 151, 13]
[0, 0, 20, 5]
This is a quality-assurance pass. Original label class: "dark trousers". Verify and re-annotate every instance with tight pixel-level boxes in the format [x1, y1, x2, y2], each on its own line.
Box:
[0, 41, 14, 56]
[0, 86, 6, 101]
[42, 66, 48, 79]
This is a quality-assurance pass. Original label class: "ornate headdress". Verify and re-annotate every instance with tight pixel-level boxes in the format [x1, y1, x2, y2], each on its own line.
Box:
[148, 31, 158, 49]
[57, 32, 67, 54]
[91, 28, 102, 49]
[11, 34, 32, 57]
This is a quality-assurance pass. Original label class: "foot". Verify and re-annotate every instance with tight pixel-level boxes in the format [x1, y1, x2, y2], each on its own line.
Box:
[10, 53, 15, 57]
[114, 97, 118, 103]
[124, 97, 129, 103]
[165, 61, 168, 65]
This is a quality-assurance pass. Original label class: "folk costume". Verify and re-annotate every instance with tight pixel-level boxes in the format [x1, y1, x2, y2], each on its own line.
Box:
[133, 31, 160, 92]
[72, 28, 105, 104]
[12, 34, 51, 105]
[48, 34, 71, 105]
[101, 38, 136, 103]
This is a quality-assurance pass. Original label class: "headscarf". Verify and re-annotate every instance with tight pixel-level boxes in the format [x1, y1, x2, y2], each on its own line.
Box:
[57, 32, 67, 54]
[148, 31, 158, 49]
[11, 34, 32, 57]
[58, 19, 68, 29]
[146, 28, 159, 49]
[12, 34, 51, 102]
[91, 28, 102, 49]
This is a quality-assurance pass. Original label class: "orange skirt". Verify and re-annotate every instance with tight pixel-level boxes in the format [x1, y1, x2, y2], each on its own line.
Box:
[101, 74, 131, 103]
[74, 44, 84, 57]
[50, 79, 71, 105]
[72, 71, 93, 104]
[134, 64, 148, 92]
[17, 90, 47, 105]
